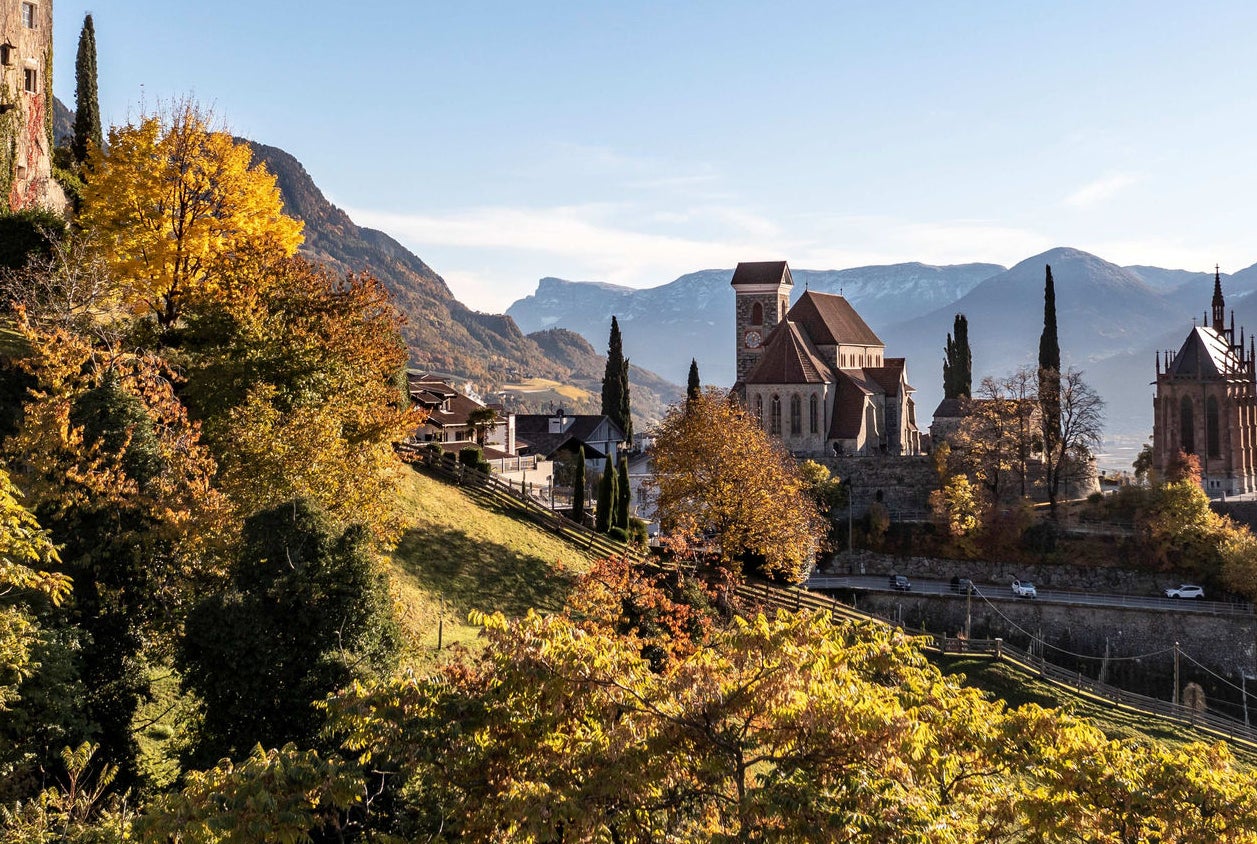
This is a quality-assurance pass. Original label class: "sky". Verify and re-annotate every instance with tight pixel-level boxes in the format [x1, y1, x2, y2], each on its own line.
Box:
[51, 1, 1257, 312]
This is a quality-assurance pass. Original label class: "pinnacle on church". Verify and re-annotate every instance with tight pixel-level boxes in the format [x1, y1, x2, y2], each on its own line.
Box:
[1213, 264, 1226, 332]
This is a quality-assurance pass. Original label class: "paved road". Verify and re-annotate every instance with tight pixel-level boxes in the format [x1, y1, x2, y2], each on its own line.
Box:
[805, 574, 1253, 617]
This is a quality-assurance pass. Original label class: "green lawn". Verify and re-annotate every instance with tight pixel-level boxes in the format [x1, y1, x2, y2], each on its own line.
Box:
[389, 467, 599, 657]
[938, 655, 1257, 767]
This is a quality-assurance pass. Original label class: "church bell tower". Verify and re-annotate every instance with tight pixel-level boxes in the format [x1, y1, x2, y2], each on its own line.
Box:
[731, 261, 793, 382]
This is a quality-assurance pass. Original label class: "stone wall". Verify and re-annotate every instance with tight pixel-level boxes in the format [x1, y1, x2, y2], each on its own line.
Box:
[818, 454, 936, 515]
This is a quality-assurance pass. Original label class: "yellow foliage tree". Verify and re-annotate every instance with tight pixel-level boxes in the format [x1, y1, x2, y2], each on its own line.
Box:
[80, 101, 303, 328]
[647, 388, 825, 582]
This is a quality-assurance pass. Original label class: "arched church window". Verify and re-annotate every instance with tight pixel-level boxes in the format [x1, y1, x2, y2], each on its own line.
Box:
[755, 394, 763, 427]
[1207, 395, 1221, 459]
[770, 394, 782, 435]
[751, 302, 763, 326]
[790, 395, 802, 435]
[1180, 394, 1195, 455]
[809, 394, 818, 434]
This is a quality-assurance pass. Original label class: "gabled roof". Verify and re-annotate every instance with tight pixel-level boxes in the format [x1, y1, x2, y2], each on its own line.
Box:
[731, 261, 793, 288]
[408, 374, 486, 427]
[743, 320, 834, 385]
[514, 414, 625, 459]
[787, 290, 883, 347]
[865, 359, 911, 396]
[932, 397, 964, 419]
[1167, 326, 1244, 378]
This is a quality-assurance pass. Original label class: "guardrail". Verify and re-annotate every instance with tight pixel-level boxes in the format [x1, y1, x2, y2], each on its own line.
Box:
[733, 577, 1257, 751]
[401, 447, 646, 564]
[804, 575, 1255, 618]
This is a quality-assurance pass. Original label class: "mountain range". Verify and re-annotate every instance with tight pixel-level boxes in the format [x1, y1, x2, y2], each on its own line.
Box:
[506, 250, 1257, 444]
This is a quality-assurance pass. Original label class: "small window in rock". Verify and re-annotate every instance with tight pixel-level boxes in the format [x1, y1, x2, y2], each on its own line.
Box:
[22, 3, 37, 28]
[23, 67, 37, 94]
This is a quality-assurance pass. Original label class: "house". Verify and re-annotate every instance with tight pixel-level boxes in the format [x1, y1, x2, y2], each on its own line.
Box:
[732, 261, 921, 457]
[514, 409, 624, 472]
[1, 0, 65, 212]
[407, 372, 515, 457]
[1153, 269, 1257, 497]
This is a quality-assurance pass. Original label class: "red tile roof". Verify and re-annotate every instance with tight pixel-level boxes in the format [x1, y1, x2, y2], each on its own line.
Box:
[787, 290, 882, 347]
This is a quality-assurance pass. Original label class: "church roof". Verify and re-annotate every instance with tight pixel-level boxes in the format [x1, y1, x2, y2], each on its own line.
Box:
[932, 398, 964, 419]
[731, 261, 793, 287]
[743, 320, 834, 385]
[787, 290, 883, 347]
[865, 359, 912, 395]
[829, 372, 873, 439]
[1166, 326, 1245, 379]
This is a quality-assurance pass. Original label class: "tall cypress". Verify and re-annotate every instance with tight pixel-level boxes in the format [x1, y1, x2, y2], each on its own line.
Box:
[942, 314, 971, 400]
[595, 460, 617, 533]
[601, 316, 632, 442]
[1038, 265, 1062, 503]
[571, 448, 586, 525]
[72, 14, 102, 166]
[615, 458, 631, 529]
[687, 358, 701, 404]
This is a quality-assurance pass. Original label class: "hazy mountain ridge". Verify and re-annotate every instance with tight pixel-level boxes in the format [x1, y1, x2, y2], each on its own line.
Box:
[242, 141, 682, 424]
[508, 263, 1005, 387]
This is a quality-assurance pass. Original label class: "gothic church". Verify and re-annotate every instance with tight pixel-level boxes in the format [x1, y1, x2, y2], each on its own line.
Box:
[732, 261, 921, 457]
[1153, 270, 1257, 496]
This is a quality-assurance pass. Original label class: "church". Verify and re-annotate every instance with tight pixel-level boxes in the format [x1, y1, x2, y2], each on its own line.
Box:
[731, 260, 921, 457]
[1153, 270, 1257, 496]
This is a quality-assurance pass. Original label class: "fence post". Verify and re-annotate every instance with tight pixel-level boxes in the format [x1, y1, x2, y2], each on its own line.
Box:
[994, 638, 1003, 660]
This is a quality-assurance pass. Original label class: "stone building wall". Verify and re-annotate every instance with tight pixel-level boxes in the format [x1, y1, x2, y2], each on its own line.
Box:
[818, 454, 937, 515]
[0, 0, 60, 212]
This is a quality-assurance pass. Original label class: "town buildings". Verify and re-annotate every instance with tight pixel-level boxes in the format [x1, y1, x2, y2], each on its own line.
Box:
[1, 0, 62, 212]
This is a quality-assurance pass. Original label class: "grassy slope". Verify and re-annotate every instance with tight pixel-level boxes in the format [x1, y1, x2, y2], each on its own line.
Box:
[939, 655, 1257, 767]
[389, 467, 598, 655]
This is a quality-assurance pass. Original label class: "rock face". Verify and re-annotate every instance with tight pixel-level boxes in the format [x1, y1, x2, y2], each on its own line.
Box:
[507, 263, 1004, 388]
[244, 141, 681, 425]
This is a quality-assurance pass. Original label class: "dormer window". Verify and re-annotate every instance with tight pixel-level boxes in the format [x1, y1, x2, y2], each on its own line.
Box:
[21, 2, 36, 28]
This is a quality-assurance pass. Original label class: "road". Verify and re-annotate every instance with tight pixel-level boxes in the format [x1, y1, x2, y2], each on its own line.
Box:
[804, 574, 1253, 617]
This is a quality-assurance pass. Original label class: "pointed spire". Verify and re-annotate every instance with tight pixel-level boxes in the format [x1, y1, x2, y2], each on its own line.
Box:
[1213, 265, 1226, 332]
[1231, 309, 1236, 344]
[1156, 349, 1162, 374]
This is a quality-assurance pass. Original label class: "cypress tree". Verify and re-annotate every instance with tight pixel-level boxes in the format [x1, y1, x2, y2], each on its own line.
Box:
[942, 314, 971, 400]
[595, 461, 617, 533]
[601, 316, 632, 442]
[616, 457, 631, 529]
[72, 14, 102, 166]
[571, 448, 586, 525]
[687, 358, 701, 404]
[1038, 265, 1062, 513]
[1038, 265, 1060, 376]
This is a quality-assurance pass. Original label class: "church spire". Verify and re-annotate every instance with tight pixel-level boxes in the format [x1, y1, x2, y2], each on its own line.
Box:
[1213, 264, 1226, 332]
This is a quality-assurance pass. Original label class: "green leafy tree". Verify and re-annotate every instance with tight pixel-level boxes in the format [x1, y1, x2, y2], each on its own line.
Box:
[571, 448, 586, 525]
[71, 15, 102, 167]
[179, 498, 399, 767]
[595, 461, 618, 533]
[943, 312, 971, 400]
[467, 405, 499, 447]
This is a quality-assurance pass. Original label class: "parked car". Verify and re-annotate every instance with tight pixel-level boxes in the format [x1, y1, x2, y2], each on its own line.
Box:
[950, 576, 974, 594]
[1011, 579, 1037, 599]
[889, 575, 911, 591]
[1165, 584, 1204, 599]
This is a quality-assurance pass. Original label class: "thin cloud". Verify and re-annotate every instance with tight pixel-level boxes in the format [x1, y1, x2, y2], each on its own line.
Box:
[1064, 173, 1140, 208]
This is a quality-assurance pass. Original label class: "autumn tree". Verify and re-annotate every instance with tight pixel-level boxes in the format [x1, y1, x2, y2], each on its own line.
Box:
[176, 260, 421, 541]
[79, 101, 303, 329]
[647, 388, 825, 582]
[951, 366, 1040, 500]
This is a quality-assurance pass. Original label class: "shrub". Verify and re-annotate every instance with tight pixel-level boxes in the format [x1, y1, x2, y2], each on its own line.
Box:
[628, 517, 649, 547]
[608, 526, 629, 543]
[0, 208, 66, 270]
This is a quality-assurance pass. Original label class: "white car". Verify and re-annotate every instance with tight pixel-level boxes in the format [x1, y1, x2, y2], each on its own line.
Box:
[1011, 579, 1037, 599]
[1165, 584, 1204, 599]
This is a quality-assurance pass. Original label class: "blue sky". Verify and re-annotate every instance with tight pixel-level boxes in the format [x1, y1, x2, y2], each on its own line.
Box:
[53, 1, 1257, 311]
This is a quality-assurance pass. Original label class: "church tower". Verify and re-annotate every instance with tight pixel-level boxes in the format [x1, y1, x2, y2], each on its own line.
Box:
[1153, 267, 1257, 496]
[731, 261, 793, 383]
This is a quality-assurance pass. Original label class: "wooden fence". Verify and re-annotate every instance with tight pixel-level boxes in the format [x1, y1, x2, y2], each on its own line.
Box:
[405, 447, 646, 563]
[733, 578, 1257, 751]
